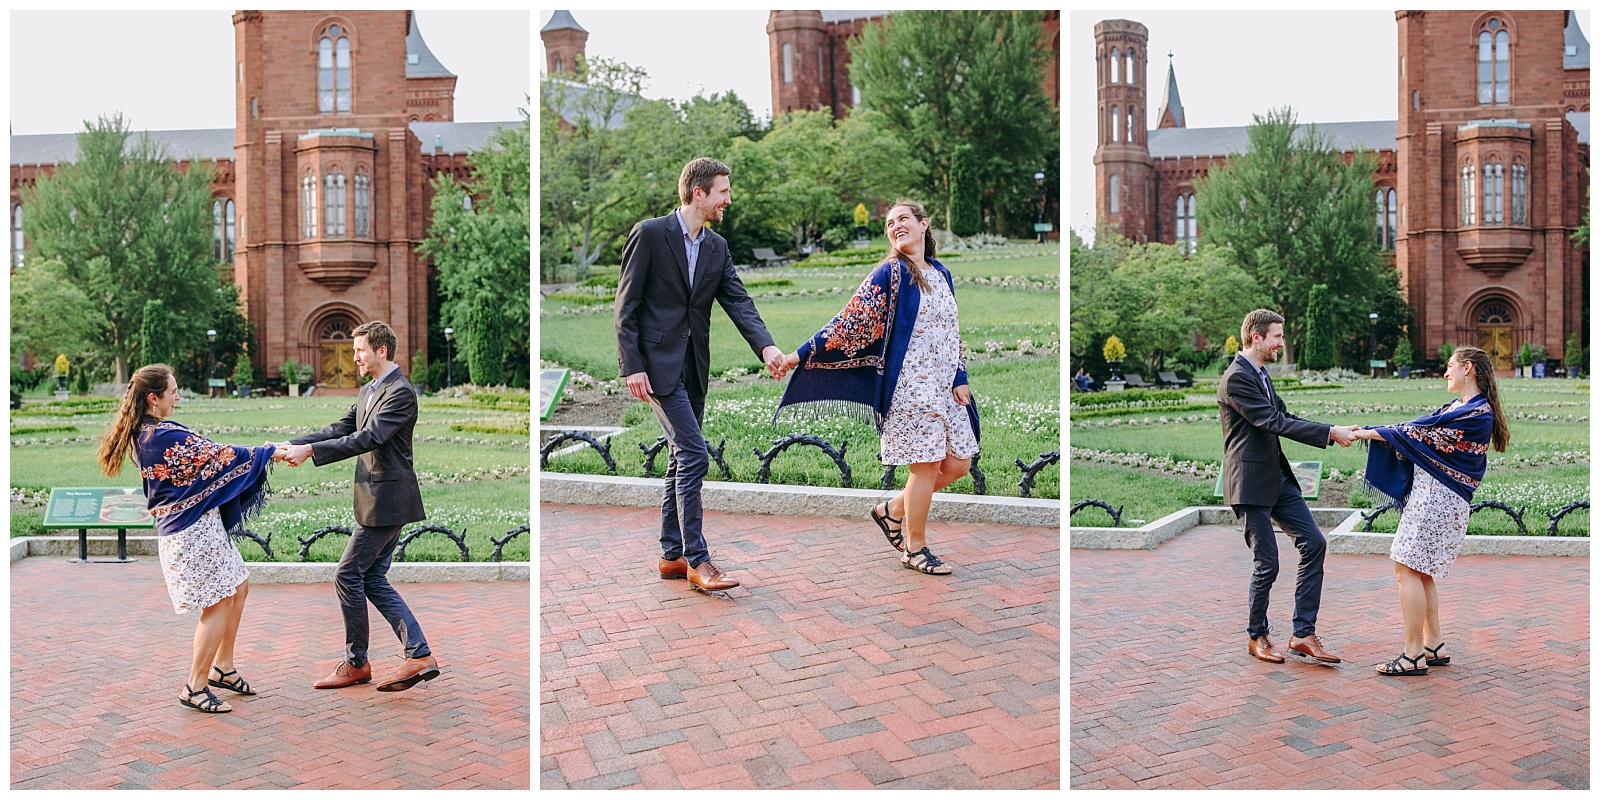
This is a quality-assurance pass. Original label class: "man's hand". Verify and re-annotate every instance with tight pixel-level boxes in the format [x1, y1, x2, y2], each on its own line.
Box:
[1329, 425, 1357, 447]
[276, 442, 314, 466]
[762, 346, 788, 379]
[625, 371, 654, 402]
[953, 384, 972, 406]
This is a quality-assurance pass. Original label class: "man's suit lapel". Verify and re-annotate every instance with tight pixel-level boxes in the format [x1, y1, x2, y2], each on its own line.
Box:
[689, 236, 716, 301]
[662, 214, 691, 294]
[359, 371, 391, 428]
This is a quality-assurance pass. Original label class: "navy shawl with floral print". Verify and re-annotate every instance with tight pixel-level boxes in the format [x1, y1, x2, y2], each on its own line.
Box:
[1363, 395, 1493, 507]
[134, 417, 275, 537]
[774, 256, 979, 442]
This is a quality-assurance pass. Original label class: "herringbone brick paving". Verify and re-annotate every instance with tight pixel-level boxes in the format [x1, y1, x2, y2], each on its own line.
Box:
[540, 503, 1060, 789]
[1071, 524, 1589, 789]
[10, 556, 530, 789]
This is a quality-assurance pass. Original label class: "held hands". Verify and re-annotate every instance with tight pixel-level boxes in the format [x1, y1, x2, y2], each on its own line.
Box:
[1328, 425, 1358, 447]
[266, 441, 314, 467]
[953, 384, 971, 406]
[762, 346, 788, 380]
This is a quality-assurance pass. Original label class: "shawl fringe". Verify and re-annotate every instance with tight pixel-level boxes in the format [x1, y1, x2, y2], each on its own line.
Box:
[772, 399, 883, 432]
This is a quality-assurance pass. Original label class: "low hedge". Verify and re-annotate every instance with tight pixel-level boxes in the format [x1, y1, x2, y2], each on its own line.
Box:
[1070, 403, 1203, 419]
[1072, 388, 1187, 407]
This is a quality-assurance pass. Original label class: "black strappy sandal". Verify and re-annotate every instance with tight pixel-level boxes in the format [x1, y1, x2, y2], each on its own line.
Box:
[181, 683, 232, 713]
[1423, 642, 1450, 666]
[209, 666, 256, 695]
[870, 503, 905, 552]
[1376, 651, 1428, 676]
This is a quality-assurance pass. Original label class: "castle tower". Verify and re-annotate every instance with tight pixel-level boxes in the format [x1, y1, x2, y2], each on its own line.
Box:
[541, 10, 588, 77]
[1154, 56, 1185, 129]
[767, 11, 828, 115]
[1092, 20, 1154, 242]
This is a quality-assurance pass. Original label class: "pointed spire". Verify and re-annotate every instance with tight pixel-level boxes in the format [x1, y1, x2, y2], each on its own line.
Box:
[1156, 54, 1185, 129]
[1565, 11, 1589, 69]
[542, 10, 587, 34]
[406, 13, 453, 78]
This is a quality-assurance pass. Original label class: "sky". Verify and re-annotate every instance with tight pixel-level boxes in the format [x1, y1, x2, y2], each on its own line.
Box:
[539, 10, 774, 120]
[1067, 10, 1591, 243]
[9, 10, 531, 135]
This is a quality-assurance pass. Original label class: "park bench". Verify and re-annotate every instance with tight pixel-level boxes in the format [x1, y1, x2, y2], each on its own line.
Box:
[1122, 373, 1155, 389]
[1157, 371, 1190, 388]
[751, 247, 790, 267]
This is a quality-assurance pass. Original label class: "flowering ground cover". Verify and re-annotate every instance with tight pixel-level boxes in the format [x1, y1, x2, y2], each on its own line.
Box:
[10, 391, 531, 562]
[1069, 378, 1589, 535]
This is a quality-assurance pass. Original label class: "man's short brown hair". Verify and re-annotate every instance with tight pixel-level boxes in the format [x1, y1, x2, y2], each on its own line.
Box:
[1240, 309, 1285, 347]
[679, 157, 731, 205]
[353, 320, 398, 361]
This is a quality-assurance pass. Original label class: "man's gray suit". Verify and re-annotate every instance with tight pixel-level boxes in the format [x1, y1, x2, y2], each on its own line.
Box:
[292, 367, 429, 667]
[615, 211, 775, 568]
[1218, 354, 1332, 640]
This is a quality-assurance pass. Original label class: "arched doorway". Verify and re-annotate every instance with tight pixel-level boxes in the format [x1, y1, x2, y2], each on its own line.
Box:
[1474, 301, 1515, 373]
[318, 317, 359, 389]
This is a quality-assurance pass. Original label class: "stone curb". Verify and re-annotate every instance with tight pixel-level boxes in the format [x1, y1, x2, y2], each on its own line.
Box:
[539, 472, 1060, 528]
[1071, 506, 1589, 557]
[8, 537, 529, 583]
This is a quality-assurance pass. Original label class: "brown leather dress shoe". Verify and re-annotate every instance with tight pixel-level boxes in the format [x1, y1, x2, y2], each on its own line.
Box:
[376, 655, 440, 692]
[1249, 636, 1285, 663]
[686, 560, 740, 592]
[1288, 635, 1342, 663]
[313, 660, 372, 689]
[659, 556, 688, 580]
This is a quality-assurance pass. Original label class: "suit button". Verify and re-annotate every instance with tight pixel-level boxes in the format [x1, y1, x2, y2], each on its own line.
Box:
[681, 333, 688, 338]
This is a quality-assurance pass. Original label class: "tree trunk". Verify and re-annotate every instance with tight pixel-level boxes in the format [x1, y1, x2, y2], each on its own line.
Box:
[115, 356, 128, 386]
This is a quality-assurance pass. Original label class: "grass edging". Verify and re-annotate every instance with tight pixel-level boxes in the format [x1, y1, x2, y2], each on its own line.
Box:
[8, 537, 530, 581]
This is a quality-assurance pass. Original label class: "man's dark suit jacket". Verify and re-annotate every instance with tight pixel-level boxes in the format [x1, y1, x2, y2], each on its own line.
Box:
[1217, 355, 1331, 507]
[291, 367, 426, 528]
[615, 211, 775, 406]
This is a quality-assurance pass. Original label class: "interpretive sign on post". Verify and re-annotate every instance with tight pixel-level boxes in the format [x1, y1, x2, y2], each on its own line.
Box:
[43, 487, 149, 564]
[540, 368, 570, 420]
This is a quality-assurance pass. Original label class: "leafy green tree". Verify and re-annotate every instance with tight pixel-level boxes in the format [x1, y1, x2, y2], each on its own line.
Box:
[1301, 285, 1335, 371]
[848, 11, 1055, 232]
[949, 144, 981, 236]
[138, 299, 171, 368]
[1195, 107, 1398, 366]
[540, 57, 647, 272]
[466, 292, 507, 387]
[9, 264, 103, 365]
[19, 113, 242, 384]
[423, 112, 530, 388]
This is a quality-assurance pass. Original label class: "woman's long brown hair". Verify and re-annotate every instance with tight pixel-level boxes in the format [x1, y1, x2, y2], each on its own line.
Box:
[1451, 346, 1509, 453]
[97, 364, 174, 476]
[884, 198, 936, 293]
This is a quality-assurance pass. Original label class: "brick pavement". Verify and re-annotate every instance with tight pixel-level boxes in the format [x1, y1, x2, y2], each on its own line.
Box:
[1071, 524, 1590, 789]
[10, 556, 530, 789]
[540, 503, 1060, 789]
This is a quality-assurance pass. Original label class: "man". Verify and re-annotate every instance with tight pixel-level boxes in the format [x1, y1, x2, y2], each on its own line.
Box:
[1219, 309, 1358, 665]
[272, 321, 439, 691]
[615, 157, 788, 593]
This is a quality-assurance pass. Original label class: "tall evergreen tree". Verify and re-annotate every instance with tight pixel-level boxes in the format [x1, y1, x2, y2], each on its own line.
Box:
[138, 299, 171, 368]
[949, 144, 981, 237]
[1301, 285, 1335, 371]
[466, 291, 507, 387]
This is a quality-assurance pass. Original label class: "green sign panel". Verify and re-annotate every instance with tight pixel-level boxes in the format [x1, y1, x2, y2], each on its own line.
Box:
[539, 368, 570, 421]
[1033, 222, 1054, 232]
[1213, 461, 1322, 501]
[43, 487, 154, 529]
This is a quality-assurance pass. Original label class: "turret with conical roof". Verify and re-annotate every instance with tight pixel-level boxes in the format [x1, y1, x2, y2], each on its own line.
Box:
[1093, 19, 1154, 242]
[1155, 57, 1185, 129]
[405, 12, 457, 122]
[542, 10, 588, 78]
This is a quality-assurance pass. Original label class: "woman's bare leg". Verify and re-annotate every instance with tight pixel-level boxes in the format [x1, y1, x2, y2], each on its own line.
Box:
[1421, 574, 1443, 656]
[1393, 561, 1427, 657]
[884, 456, 971, 522]
[901, 462, 943, 554]
[212, 579, 249, 675]
[183, 596, 235, 710]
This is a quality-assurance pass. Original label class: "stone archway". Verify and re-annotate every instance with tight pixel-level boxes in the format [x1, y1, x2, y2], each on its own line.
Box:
[316, 315, 360, 389]
[1473, 300, 1516, 373]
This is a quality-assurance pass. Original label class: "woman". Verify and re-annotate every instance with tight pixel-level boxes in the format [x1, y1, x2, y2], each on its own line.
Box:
[97, 364, 285, 712]
[776, 199, 979, 574]
[1353, 345, 1508, 677]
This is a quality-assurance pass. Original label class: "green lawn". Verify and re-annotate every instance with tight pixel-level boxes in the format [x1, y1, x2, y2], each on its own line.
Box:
[1070, 378, 1589, 535]
[10, 394, 531, 561]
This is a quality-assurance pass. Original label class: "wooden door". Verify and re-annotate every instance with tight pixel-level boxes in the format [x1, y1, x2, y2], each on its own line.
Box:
[1477, 325, 1513, 371]
[319, 342, 357, 388]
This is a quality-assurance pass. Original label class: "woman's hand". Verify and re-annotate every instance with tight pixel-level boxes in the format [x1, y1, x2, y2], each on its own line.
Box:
[784, 352, 799, 369]
[953, 384, 971, 406]
[1353, 426, 1382, 441]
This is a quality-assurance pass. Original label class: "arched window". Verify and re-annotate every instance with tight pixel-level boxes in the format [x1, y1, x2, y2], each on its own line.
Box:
[11, 203, 23, 268]
[1511, 160, 1528, 225]
[212, 199, 236, 262]
[354, 171, 370, 237]
[1126, 106, 1135, 144]
[1460, 160, 1475, 226]
[302, 173, 317, 238]
[1110, 48, 1119, 84]
[1477, 19, 1510, 105]
[1374, 188, 1397, 250]
[325, 170, 346, 237]
[1126, 49, 1135, 86]
[1477, 302, 1512, 325]
[782, 43, 793, 85]
[1176, 193, 1197, 253]
[553, 56, 563, 75]
[318, 25, 352, 113]
[1111, 107, 1119, 143]
[1109, 174, 1120, 214]
[1483, 160, 1504, 225]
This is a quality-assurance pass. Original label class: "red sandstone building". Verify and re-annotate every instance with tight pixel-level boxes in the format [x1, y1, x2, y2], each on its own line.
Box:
[11, 11, 519, 393]
[1093, 11, 1590, 371]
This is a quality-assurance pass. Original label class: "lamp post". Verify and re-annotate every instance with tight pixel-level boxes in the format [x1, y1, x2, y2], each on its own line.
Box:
[206, 329, 217, 396]
[1034, 171, 1047, 243]
[444, 327, 454, 388]
[1368, 312, 1378, 378]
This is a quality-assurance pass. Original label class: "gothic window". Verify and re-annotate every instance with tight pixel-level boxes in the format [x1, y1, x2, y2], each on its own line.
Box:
[1126, 106, 1135, 144]
[10, 204, 22, 268]
[553, 56, 563, 75]
[1126, 49, 1135, 86]
[302, 173, 317, 238]
[817, 46, 824, 83]
[1511, 160, 1527, 225]
[1111, 107, 1119, 143]
[1483, 160, 1504, 225]
[782, 43, 793, 85]
[319, 25, 352, 113]
[1477, 19, 1510, 105]
[1110, 48, 1120, 84]
[1477, 303, 1512, 325]
[354, 171, 370, 237]
[1460, 160, 1475, 226]
[1109, 174, 1120, 214]
[325, 171, 346, 237]
[212, 198, 236, 262]
[1176, 193, 1197, 253]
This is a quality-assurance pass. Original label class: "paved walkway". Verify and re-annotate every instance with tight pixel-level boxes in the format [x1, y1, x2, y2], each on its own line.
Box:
[1071, 524, 1589, 789]
[10, 556, 529, 789]
[540, 503, 1060, 789]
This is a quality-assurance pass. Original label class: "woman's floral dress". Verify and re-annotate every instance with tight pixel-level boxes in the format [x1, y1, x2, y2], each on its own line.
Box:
[879, 265, 979, 465]
[1390, 401, 1473, 578]
[158, 508, 250, 613]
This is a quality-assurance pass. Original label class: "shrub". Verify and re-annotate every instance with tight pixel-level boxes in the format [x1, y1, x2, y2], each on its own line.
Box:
[1301, 285, 1335, 371]
[1393, 336, 1413, 369]
[467, 291, 509, 387]
[949, 144, 981, 237]
[1103, 335, 1126, 362]
[1072, 388, 1186, 407]
[1437, 342, 1455, 363]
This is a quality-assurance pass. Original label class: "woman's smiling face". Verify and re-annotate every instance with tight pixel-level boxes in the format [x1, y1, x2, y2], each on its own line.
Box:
[885, 205, 928, 250]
